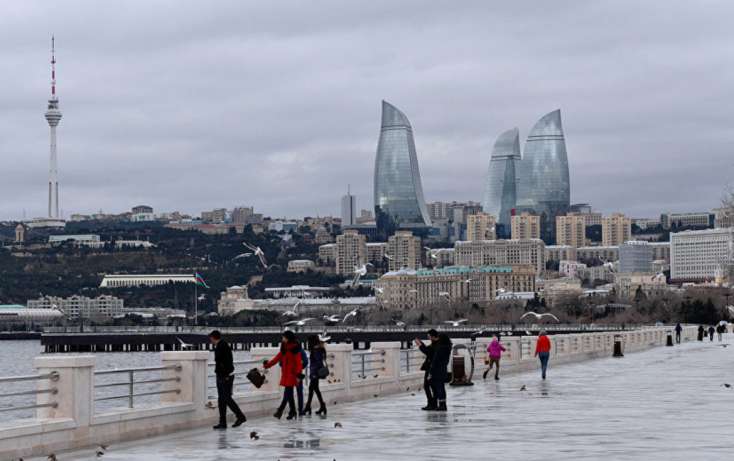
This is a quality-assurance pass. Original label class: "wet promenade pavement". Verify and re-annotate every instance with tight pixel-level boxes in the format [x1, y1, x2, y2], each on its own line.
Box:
[62, 339, 733, 461]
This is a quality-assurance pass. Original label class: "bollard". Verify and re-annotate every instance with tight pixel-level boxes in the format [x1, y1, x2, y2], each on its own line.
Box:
[666, 331, 674, 347]
[613, 334, 624, 357]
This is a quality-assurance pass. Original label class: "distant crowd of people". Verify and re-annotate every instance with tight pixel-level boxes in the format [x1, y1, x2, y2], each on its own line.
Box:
[695, 323, 728, 342]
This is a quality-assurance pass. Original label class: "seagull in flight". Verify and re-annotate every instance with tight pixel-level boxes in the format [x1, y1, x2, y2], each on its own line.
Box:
[284, 318, 315, 327]
[243, 242, 269, 270]
[351, 263, 372, 287]
[281, 301, 301, 317]
[374, 286, 384, 294]
[232, 252, 252, 261]
[343, 308, 360, 322]
[444, 319, 468, 327]
[520, 312, 560, 322]
[726, 305, 734, 316]
[323, 314, 341, 323]
[177, 337, 194, 350]
[394, 320, 406, 328]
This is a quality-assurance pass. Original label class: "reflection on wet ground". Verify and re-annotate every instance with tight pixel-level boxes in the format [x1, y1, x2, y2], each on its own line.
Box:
[60, 339, 733, 461]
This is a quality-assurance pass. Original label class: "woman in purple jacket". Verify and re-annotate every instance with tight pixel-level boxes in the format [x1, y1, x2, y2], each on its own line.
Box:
[483, 334, 506, 381]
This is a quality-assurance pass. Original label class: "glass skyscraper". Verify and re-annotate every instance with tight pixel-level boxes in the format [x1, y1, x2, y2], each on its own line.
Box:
[515, 109, 570, 243]
[374, 100, 431, 238]
[482, 128, 520, 237]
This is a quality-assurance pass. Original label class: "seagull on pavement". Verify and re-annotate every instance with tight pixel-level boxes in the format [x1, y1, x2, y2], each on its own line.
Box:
[520, 312, 560, 322]
[444, 319, 468, 327]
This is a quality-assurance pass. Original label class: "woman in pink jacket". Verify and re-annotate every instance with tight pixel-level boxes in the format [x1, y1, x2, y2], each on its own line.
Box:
[483, 334, 506, 381]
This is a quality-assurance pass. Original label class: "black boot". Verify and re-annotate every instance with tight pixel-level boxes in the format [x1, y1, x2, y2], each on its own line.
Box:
[421, 399, 437, 411]
[303, 405, 312, 416]
[482, 369, 489, 380]
[273, 407, 284, 419]
[213, 422, 227, 430]
[316, 403, 327, 416]
[436, 400, 447, 412]
[232, 415, 246, 427]
[286, 411, 298, 420]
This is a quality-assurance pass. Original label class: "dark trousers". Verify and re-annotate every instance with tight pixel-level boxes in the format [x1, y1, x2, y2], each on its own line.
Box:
[675, 331, 681, 343]
[216, 375, 245, 424]
[296, 381, 304, 414]
[430, 378, 446, 401]
[278, 386, 297, 415]
[538, 352, 550, 379]
[306, 377, 324, 408]
[423, 371, 434, 404]
[709, 332, 715, 341]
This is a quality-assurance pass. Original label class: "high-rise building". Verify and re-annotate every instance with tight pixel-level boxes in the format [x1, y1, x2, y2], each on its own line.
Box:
[44, 37, 63, 219]
[466, 212, 497, 241]
[511, 212, 540, 240]
[386, 230, 422, 271]
[670, 228, 734, 282]
[454, 238, 546, 274]
[374, 101, 431, 237]
[335, 229, 367, 276]
[482, 128, 520, 235]
[232, 206, 254, 225]
[340, 187, 357, 226]
[619, 240, 653, 273]
[201, 208, 227, 223]
[515, 110, 571, 244]
[602, 213, 631, 246]
[556, 214, 586, 247]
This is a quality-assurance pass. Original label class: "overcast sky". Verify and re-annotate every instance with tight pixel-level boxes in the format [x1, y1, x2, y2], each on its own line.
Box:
[1, 1, 733, 221]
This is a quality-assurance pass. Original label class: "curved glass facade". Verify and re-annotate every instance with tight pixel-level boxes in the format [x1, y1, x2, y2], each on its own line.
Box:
[374, 100, 431, 237]
[482, 128, 520, 236]
[515, 109, 570, 243]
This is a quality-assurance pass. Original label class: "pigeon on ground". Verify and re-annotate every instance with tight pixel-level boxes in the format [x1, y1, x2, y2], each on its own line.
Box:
[47, 456, 57, 461]
[520, 385, 527, 391]
[334, 422, 343, 428]
[250, 431, 260, 440]
[723, 383, 732, 388]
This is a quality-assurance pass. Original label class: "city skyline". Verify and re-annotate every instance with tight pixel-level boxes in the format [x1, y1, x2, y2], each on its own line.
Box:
[1, 1, 733, 220]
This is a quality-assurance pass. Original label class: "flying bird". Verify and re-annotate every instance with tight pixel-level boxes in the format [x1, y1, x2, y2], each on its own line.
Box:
[351, 263, 372, 287]
[177, 337, 194, 350]
[323, 314, 341, 323]
[343, 308, 360, 322]
[284, 318, 315, 327]
[319, 332, 332, 342]
[444, 319, 468, 327]
[520, 312, 560, 323]
[232, 252, 252, 261]
[243, 242, 269, 270]
[281, 301, 301, 317]
[395, 320, 406, 328]
[374, 287, 384, 294]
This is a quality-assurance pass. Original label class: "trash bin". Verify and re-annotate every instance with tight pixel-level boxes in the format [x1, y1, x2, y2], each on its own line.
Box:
[666, 331, 674, 347]
[613, 334, 624, 358]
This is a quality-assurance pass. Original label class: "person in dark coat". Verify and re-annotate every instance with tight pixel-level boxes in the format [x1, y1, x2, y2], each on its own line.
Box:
[428, 332, 452, 412]
[708, 325, 715, 341]
[209, 330, 246, 430]
[674, 323, 682, 344]
[296, 348, 309, 415]
[415, 329, 438, 410]
[263, 330, 304, 420]
[697, 325, 705, 341]
[304, 335, 327, 416]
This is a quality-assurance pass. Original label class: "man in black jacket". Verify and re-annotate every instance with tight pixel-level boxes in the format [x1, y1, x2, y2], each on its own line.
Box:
[428, 333, 452, 412]
[210, 330, 246, 429]
[415, 329, 438, 410]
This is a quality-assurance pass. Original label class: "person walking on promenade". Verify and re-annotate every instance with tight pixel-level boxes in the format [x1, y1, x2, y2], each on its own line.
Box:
[295, 347, 309, 416]
[534, 331, 552, 380]
[674, 323, 682, 344]
[263, 330, 304, 420]
[428, 331, 452, 412]
[697, 325, 705, 341]
[483, 334, 506, 381]
[304, 335, 328, 416]
[716, 323, 725, 342]
[708, 325, 716, 341]
[415, 330, 437, 411]
[209, 330, 246, 430]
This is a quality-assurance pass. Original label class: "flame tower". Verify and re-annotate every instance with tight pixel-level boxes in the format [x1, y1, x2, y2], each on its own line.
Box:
[44, 36, 62, 219]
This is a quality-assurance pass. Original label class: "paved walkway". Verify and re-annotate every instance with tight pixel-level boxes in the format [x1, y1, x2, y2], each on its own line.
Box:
[61, 339, 733, 461]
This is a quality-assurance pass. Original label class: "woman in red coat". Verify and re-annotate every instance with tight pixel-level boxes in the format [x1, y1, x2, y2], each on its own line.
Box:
[263, 330, 304, 420]
[534, 330, 552, 380]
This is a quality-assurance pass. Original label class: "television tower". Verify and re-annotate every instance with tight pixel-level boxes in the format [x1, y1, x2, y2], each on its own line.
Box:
[44, 35, 62, 219]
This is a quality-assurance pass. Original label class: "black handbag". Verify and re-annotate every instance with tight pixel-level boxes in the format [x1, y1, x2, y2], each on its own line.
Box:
[246, 368, 266, 388]
[317, 365, 329, 379]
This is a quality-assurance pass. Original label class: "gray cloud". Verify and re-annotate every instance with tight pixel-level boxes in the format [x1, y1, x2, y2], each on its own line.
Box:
[1, 1, 732, 220]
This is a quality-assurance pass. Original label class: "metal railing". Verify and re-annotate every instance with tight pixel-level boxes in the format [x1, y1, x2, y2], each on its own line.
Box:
[351, 350, 386, 379]
[206, 359, 262, 399]
[400, 349, 424, 375]
[0, 372, 59, 413]
[94, 365, 181, 409]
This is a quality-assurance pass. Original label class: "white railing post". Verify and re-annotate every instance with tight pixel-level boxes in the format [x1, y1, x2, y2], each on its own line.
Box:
[34, 355, 95, 426]
[324, 343, 354, 391]
[371, 342, 401, 384]
[160, 351, 208, 416]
